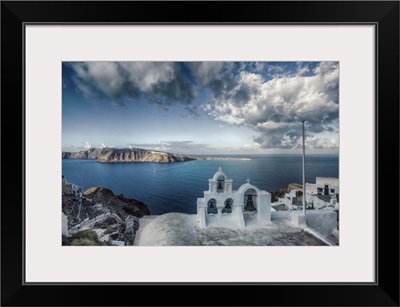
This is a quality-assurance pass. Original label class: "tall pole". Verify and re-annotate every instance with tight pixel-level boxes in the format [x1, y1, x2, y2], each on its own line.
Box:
[302, 120, 306, 215]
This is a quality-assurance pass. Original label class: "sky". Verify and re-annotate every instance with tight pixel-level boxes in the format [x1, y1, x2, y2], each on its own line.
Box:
[62, 61, 339, 155]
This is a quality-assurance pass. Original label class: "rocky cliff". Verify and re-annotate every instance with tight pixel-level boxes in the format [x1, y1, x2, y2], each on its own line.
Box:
[83, 187, 150, 218]
[62, 186, 150, 227]
[62, 147, 198, 163]
[62, 183, 151, 246]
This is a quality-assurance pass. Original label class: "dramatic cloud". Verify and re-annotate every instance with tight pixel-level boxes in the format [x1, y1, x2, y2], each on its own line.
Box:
[68, 62, 195, 107]
[305, 137, 339, 149]
[188, 62, 239, 99]
[64, 61, 339, 152]
[203, 62, 339, 149]
[188, 62, 225, 86]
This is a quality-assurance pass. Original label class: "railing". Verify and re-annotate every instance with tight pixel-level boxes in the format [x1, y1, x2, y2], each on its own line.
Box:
[69, 212, 111, 234]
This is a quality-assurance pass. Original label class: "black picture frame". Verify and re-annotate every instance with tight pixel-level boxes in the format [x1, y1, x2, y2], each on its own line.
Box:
[1, 1, 399, 306]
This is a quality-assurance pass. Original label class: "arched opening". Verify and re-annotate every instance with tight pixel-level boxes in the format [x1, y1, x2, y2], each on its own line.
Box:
[217, 175, 225, 192]
[207, 198, 218, 214]
[244, 189, 257, 212]
[222, 198, 233, 214]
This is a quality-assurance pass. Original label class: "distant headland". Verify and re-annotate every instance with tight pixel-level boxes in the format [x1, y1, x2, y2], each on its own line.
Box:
[62, 147, 251, 163]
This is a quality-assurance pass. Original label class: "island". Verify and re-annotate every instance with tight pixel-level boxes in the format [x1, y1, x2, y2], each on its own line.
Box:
[62, 147, 251, 163]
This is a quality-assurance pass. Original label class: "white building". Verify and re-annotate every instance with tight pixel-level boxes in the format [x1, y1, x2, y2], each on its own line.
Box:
[307, 177, 339, 196]
[62, 175, 80, 196]
[306, 193, 338, 210]
[273, 176, 339, 211]
[196, 167, 271, 228]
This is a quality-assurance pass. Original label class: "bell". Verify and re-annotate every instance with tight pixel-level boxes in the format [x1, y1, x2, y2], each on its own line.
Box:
[244, 195, 256, 211]
[217, 181, 223, 190]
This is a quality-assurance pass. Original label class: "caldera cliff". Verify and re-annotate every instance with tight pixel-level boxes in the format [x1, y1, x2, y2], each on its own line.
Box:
[62, 147, 198, 163]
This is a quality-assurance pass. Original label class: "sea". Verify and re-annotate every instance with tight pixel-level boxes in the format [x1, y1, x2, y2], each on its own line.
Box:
[62, 154, 339, 215]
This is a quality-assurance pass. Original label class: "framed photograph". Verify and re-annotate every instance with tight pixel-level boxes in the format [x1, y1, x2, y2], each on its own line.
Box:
[2, 1, 399, 306]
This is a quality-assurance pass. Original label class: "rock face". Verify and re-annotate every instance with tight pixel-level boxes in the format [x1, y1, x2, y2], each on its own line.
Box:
[83, 187, 150, 219]
[62, 184, 151, 246]
[62, 147, 198, 163]
[62, 187, 150, 227]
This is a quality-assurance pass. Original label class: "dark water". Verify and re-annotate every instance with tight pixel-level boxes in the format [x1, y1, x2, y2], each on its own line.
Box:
[62, 154, 338, 215]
